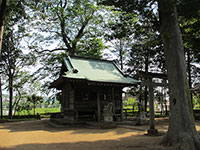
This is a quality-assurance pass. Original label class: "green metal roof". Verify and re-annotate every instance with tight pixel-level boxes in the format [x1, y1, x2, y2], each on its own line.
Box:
[62, 56, 139, 85]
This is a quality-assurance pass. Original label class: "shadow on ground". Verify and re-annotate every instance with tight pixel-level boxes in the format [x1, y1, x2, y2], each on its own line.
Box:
[0, 134, 164, 150]
[0, 119, 153, 134]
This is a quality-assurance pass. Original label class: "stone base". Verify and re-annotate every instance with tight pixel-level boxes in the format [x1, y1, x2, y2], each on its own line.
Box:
[147, 128, 158, 135]
[101, 122, 116, 129]
[140, 112, 147, 121]
[104, 116, 113, 122]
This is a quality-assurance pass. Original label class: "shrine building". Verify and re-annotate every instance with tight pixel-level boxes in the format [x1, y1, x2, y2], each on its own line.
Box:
[50, 56, 139, 122]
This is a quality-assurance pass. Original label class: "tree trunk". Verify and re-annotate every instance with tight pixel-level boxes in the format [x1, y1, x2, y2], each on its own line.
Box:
[144, 52, 149, 112]
[158, 0, 200, 149]
[34, 101, 36, 116]
[8, 75, 13, 119]
[13, 88, 21, 116]
[0, 25, 4, 52]
[0, 77, 3, 119]
[119, 40, 123, 70]
[187, 50, 193, 108]
[0, 0, 7, 54]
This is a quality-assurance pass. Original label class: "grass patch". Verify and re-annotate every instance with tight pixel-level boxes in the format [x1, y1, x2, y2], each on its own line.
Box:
[15, 107, 61, 116]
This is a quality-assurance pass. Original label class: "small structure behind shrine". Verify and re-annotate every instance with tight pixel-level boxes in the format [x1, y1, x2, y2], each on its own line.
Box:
[50, 56, 139, 122]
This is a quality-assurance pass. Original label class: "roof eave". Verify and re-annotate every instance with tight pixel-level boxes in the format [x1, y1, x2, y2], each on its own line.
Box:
[49, 77, 65, 90]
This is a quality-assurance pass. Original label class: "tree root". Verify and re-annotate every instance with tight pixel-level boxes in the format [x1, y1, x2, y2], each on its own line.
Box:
[160, 133, 200, 150]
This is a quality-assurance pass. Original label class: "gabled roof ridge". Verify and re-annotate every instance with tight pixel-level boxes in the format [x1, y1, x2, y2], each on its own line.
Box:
[68, 55, 114, 63]
[112, 61, 126, 77]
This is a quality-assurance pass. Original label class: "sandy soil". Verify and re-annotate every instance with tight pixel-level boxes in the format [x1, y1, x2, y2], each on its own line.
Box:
[0, 119, 199, 150]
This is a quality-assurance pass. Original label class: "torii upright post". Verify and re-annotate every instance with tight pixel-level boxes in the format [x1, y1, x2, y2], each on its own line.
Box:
[147, 78, 158, 134]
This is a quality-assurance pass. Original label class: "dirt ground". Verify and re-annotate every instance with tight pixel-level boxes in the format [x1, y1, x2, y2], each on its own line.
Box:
[0, 118, 200, 150]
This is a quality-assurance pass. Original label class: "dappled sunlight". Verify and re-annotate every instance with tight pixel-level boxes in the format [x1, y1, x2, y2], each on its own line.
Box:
[195, 120, 200, 131]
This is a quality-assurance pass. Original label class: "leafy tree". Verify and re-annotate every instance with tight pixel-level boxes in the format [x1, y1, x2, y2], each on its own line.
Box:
[104, 5, 165, 113]
[179, 10, 200, 106]
[27, 0, 107, 55]
[104, 11, 137, 70]
[25, 0, 109, 89]
[0, 0, 7, 53]
[1, 30, 21, 118]
[0, 3, 32, 118]
[12, 71, 35, 115]
[0, 0, 27, 54]
[128, 25, 165, 112]
[27, 94, 43, 116]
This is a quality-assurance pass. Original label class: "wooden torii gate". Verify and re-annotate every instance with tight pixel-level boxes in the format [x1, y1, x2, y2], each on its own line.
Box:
[137, 71, 168, 135]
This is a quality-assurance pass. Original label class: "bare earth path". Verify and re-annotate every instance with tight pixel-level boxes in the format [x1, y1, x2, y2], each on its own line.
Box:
[0, 119, 199, 150]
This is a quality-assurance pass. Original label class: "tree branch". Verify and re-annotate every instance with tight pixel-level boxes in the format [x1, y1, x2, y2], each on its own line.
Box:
[55, 8, 72, 50]
[34, 48, 68, 53]
[71, 12, 94, 54]
[63, 0, 68, 9]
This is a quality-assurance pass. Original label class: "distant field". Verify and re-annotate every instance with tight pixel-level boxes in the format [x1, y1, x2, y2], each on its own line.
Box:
[15, 107, 61, 116]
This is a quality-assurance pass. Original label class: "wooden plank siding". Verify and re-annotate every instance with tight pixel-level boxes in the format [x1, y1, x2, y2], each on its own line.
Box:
[61, 82, 123, 121]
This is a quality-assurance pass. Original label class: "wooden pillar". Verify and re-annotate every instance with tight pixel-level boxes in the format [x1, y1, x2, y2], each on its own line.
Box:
[97, 92, 101, 122]
[112, 87, 115, 115]
[120, 90, 124, 121]
[61, 89, 64, 112]
[148, 78, 158, 134]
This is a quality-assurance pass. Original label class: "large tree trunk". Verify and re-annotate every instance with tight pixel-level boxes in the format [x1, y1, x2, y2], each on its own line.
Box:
[158, 0, 200, 149]
[0, 0, 7, 54]
[0, 77, 3, 119]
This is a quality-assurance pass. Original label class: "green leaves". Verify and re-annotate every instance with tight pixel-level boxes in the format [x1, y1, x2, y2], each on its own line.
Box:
[24, 0, 110, 88]
[27, 94, 43, 104]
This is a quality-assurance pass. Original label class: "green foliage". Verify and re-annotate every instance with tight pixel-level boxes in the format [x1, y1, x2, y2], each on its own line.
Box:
[101, 0, 199, 83]
[26, 0, 110, 88]
[15, 94, 43, 116]
[55, 92, 62, 104]
[0, 1, 34, 118]
[27, 94, 43, 104]
[27, 0, 107, 55]
[127, 27, 165, 74]
[101, 0, 166, 75]
[15, 100, 32, 116]
[26, 94, 43, 115]
[76, 38, 105, 58]
[180, 11, 200, 84]
[104, 11, 138, 69]
[123, 97, 138, 110]
[126, 97, 137, 105]
[193, 94, 200, 109]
